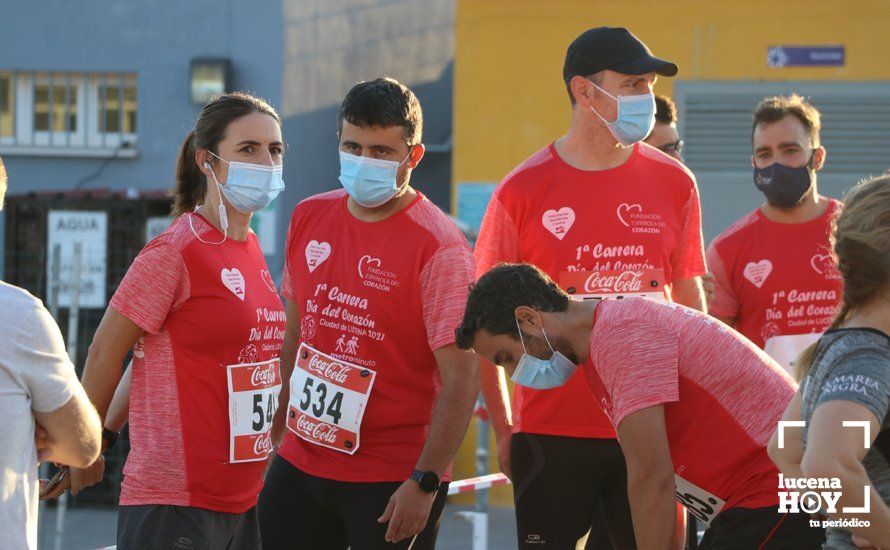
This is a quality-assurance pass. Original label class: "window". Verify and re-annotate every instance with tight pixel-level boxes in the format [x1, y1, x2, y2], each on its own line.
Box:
[0, 72, 13, 138]
[34, 78, 78, 132]
[0, 71, 137, 157]
[98, 76, 137, 134]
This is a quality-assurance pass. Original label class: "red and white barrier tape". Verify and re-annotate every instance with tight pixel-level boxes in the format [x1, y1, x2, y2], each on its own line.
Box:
[447, 473, 510, 495]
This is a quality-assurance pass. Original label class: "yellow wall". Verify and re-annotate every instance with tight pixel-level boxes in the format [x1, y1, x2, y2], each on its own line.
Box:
[453, 0, 890, 195]
[449, 0, 890, 507]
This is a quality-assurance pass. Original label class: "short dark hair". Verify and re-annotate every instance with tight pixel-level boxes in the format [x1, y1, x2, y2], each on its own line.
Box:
[455, 263, 570, 350]
[654, 94, 677, 124]
[338, 77, 423, 145]
[752, 93, 821, 146]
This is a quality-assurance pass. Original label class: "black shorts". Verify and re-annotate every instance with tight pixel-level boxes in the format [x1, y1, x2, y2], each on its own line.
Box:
[510, 433, 636, 549]
[258, 456, 449, 550]
[117, 504, 261, 550]
[700, 506, 825, 548]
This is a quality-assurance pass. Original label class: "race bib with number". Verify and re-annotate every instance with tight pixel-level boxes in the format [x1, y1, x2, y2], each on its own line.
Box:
[226, 358, 282, 463]
[559, 269, 666, 301]
[286, 343, 376, 455]
[674, 474, 726, 526]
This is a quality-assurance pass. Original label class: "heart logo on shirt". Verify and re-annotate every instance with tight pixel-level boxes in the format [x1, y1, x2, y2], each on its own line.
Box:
[260, 270, 278, 293]
[742, 260, 773, 289]
[358, 255, 382, 279]
[809, 253, 840, 279]
[616, 203, 642, 227]
[221, 268, 246, 301]
[541, 207, 576, 240]
[305, 240, 331, 273]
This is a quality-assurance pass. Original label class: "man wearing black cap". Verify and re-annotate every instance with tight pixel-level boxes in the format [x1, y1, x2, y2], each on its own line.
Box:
[474, 27, 706, 548]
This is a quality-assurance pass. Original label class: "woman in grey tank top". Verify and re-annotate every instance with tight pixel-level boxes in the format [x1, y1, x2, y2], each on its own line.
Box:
[768, 174, 890, 549]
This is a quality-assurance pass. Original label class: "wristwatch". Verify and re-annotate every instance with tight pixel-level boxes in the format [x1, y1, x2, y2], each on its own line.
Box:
[410, 469, 440, 493]
[102, 427, 119, 451]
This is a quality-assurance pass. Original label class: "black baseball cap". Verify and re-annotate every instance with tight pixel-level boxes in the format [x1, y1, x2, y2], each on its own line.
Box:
[563, 27, 678, 81]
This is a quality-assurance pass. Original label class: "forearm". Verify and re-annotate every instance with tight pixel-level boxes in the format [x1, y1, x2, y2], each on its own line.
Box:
[672, 276, 706, 313]
[479, 358, 512, 439]
[80, 345, 128, 421]
[104, 363, 131, 432]
[768, 435, 805, 480]
[627, 472, 676, 550]
[820, 463, 890, 546]
[34, 393, 102, 468]
[271, 334, 299, 446]
[415, 356, 479, 476]
[772, 456, 804, 480]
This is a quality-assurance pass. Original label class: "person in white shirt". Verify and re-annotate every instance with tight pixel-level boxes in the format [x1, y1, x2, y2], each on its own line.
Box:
[0, 155, 103, 550]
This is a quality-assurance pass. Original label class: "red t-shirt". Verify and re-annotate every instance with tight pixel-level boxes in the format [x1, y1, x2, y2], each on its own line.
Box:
[584, 298, 795, 524]
[278, 190, 475, 482]
[707, 200, 843, 372]
[475, 142, 706, 438]
[110, 214, 286, 513]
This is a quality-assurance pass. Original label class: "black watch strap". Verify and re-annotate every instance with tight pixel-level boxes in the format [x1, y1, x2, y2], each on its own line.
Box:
[102, 427, 119, 451]
[410, 469, 440, 493]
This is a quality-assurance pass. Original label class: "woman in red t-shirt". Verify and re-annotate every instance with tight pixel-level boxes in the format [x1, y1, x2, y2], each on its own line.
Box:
[50, 92, 288, 548]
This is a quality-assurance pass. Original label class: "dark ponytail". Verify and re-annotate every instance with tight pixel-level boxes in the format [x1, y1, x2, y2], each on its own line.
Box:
[796, 174, 890, 380]
[171, 92, 281, 217]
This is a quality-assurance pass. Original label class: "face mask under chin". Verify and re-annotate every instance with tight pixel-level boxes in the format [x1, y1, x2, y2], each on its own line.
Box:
[510, 320, 578, 390]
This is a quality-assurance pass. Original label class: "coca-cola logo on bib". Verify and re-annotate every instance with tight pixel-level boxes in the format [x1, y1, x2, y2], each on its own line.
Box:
[308, 355, 352, 384]
[251, 363, 278, 387]
[584, 271, 644, 294]
[254, 432, 273, 455]
[296, 415, 339, 444]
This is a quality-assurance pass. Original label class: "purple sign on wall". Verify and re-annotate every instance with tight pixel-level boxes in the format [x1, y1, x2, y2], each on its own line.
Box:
[767, 46, 845, 68]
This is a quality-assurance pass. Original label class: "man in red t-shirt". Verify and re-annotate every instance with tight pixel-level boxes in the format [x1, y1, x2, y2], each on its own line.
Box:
[259, 78, 478, 550]
[474, 27, 706, 547]
[456, 263, 825, 549]
[707, 95, 843, 376]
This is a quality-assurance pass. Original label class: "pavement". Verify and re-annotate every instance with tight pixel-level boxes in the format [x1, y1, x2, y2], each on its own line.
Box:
[37, 502, 518, 550]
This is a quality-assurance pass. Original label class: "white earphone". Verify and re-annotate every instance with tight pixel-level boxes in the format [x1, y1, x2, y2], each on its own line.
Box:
[203, 160, 228, 232]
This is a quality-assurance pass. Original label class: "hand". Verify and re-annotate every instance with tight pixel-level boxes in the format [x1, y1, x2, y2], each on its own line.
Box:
[43, 453, 107, 499]
[851, 535, 879, 549]
[263, 446, 279, 479]
[69, 454, 106, 496]
[701, 272, 716, 306]
[35, 424, 49, 463]
[377, 479, 436, 543]
[39, 467, 70, 500]
[497, 432, 512, 481]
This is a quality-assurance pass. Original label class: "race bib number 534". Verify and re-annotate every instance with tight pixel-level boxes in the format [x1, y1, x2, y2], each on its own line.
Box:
[227, 358, 282, 463]
[286, 343, 376, 455]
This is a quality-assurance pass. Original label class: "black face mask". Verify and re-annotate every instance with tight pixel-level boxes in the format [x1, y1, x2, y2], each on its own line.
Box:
[753, 154, 815, 209]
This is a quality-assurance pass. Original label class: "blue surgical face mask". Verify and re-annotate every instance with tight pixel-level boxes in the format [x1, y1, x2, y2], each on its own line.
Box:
[510, 318, 578, 390]
[338, 149, 411, 208]
[589, 81, 656, 147]
[208, 152, 285, 214]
